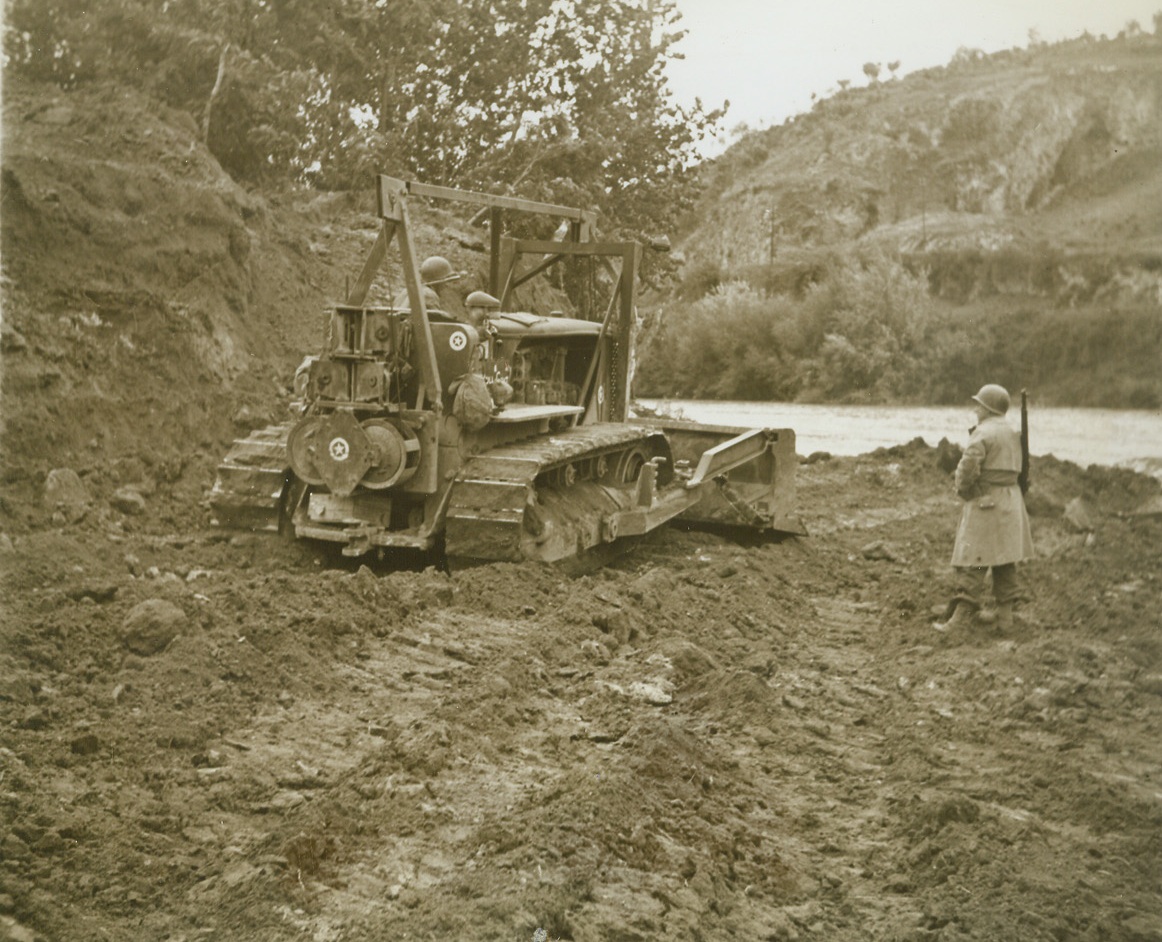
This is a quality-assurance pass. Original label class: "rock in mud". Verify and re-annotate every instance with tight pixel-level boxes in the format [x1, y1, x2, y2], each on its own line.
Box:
[120, 599, 187, 655]
[44, 468, 89, 522]
[66, 583, 119, 603]
[70, 734, 100, 756]
[628, 568, 677, 608]
[660, 639, 719, 681]
[1064, 497, 1099, 532]
[861, 540, 902, 562]
[924, 796, 980, 831]
[626, 680, 674, 705]
[580, 639, 611, 663]
[935, 438, 962, 473]
[110, 487, 146, 515]
[593, 609, 640, 646]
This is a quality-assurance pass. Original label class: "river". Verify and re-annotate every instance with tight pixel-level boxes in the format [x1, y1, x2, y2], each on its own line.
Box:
[634, 400, 1162, 479]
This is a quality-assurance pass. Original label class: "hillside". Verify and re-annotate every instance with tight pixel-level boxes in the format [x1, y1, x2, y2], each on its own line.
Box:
[0, 76, 504, 530]
[643, 31, 1162, 408]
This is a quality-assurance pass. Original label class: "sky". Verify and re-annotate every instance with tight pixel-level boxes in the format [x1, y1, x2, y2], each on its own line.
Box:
[667, 0, 1162, 153]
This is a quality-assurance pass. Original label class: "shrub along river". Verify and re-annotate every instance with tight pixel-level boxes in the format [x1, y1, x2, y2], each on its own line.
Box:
[635, 400, 1162, 479]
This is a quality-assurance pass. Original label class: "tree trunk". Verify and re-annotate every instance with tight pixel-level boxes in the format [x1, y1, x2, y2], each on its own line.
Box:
[202, 42, 230, 144]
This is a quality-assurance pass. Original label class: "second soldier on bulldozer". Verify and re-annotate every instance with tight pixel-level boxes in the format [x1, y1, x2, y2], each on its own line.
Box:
[464, 290, 513, 409]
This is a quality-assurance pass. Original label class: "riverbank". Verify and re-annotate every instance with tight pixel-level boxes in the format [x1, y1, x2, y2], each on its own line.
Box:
[3, 439, 1160, 941]
[636, 399, 1162, 478]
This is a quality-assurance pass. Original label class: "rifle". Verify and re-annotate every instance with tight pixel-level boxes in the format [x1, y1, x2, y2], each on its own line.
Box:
[1018, 388, 1030, 495]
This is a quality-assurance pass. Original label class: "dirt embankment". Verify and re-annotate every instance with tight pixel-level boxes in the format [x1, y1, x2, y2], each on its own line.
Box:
[0, 76, 485, 537]
[2, 76, 1162, 942]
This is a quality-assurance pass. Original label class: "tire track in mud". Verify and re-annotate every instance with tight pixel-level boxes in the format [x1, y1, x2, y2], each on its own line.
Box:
[754, 592, 941, 939]
[227, 611, 580, 929]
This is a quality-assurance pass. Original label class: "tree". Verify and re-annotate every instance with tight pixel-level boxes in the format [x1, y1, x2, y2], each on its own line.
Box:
[862, 62, 881, 83]
[4, 0, 723, 241]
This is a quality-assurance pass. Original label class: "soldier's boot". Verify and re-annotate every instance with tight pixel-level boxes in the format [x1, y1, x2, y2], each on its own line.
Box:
[934, 599, 977, 632]
[993, 601, 1014, 632]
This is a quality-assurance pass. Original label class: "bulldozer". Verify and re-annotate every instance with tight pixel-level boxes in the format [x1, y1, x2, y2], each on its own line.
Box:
[209, 176, 803, 566]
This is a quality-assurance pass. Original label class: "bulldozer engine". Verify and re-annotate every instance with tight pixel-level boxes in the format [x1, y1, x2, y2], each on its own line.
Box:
[508, 345, 577, 405]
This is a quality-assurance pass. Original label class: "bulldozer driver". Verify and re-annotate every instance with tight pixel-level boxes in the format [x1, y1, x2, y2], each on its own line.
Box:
[465, 289, 499, 331]
[391, 255, 466, 320]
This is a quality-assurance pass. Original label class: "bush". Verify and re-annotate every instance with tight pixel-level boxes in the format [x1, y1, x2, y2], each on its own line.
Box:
[675, 257, 725, 301]
[637, 251, 936, 402]
[916, 305, 1162, 407]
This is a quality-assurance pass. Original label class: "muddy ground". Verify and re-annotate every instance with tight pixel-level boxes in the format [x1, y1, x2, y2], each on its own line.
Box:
[2, 76, 1162, 942]
[3, 442, 1161, 942]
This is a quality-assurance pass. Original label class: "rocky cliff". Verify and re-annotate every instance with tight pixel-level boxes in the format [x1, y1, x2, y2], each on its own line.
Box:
[681, 33, 1162, 309]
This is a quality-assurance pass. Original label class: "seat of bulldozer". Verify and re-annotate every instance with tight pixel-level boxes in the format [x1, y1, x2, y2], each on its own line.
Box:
[489, 312, 602, 337]
[490, 404, 584, 423]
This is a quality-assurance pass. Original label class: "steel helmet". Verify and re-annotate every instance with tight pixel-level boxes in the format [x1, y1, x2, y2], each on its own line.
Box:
[971, 384, 1010, 415]
[465, 290, 500, 310]
[419, 256, 460, 286]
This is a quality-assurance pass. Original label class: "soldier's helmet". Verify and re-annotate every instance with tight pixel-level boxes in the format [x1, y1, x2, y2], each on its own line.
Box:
[465, 291, 500, 310]
[419, 256, 461, 287]
[971, 384, 1010, 415]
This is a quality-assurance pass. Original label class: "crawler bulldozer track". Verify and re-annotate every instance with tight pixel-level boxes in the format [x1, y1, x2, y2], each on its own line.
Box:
[445, 424, 670, 565]
[209, 424, 293, 532]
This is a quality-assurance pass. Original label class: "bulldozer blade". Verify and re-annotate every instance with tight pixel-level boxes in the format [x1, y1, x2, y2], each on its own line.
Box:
[635, 418, 805, 536]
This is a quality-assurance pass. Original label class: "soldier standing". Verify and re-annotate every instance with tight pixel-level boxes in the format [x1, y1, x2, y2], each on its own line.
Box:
[935, 383, 1034, 632]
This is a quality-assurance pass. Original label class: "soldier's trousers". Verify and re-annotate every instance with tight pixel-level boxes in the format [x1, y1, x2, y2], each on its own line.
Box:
[953, 563, 1020, 607]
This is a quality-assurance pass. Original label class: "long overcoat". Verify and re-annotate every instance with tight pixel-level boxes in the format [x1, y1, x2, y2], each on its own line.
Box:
[950, 415, 1034, 567]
